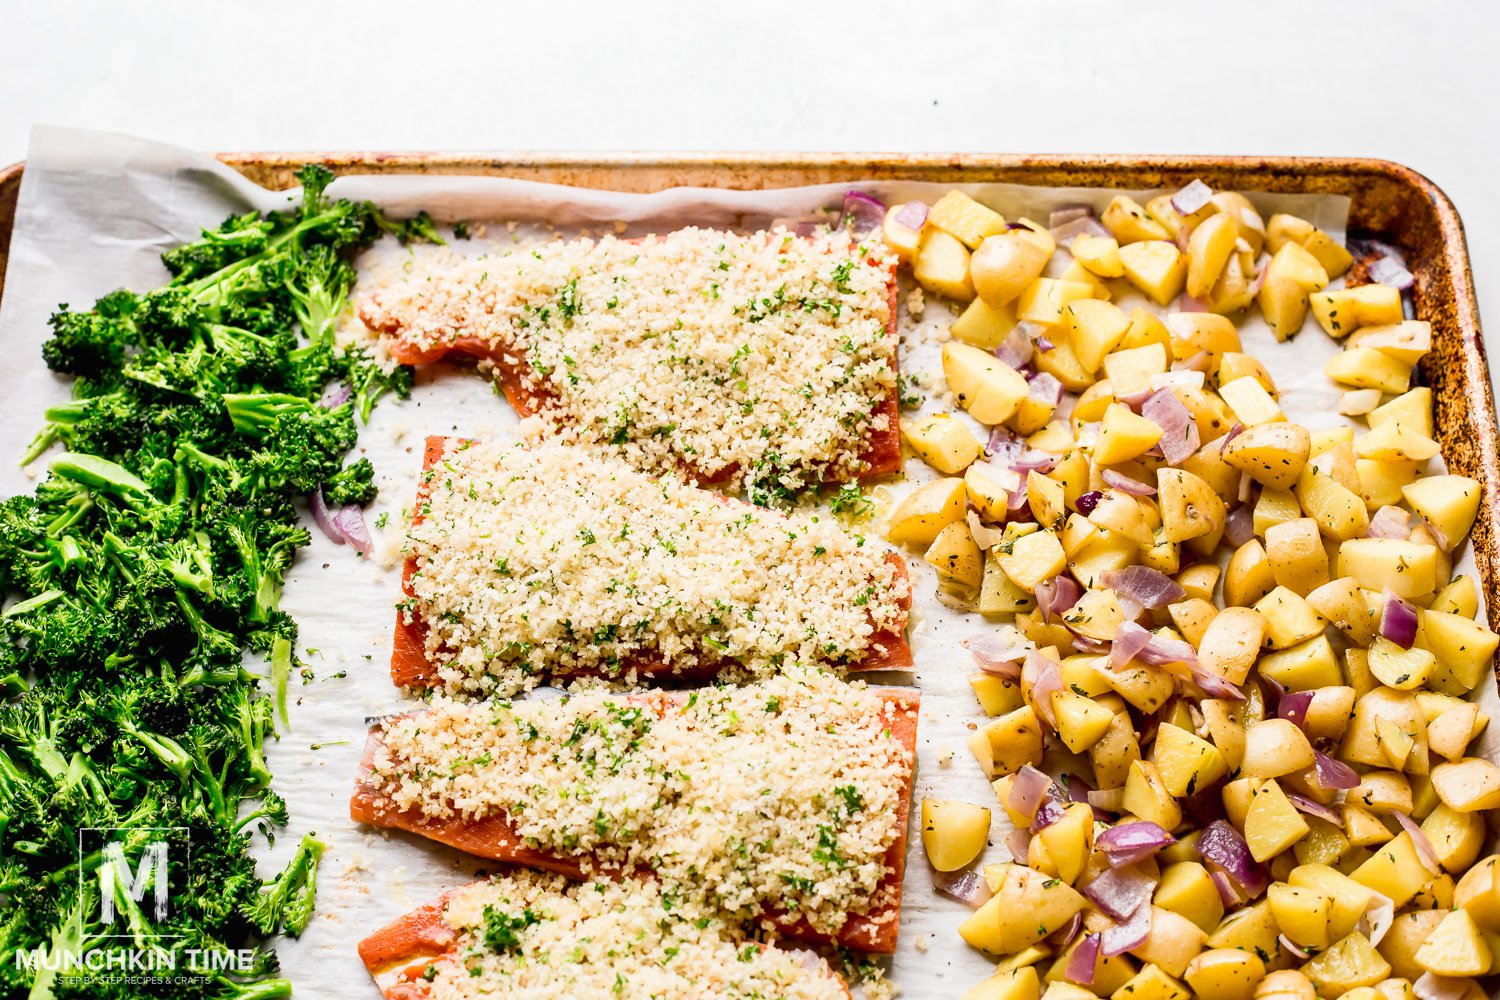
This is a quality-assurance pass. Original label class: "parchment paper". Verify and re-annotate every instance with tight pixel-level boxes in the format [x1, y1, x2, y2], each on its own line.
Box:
[0, 126, 1483, 1000]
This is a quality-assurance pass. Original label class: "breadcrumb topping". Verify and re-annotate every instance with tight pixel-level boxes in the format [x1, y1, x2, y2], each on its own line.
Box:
[402, 439, 908, 696]
[369, 674, 914, 935]
[419, 872, 847, 1000]
[358, 228, 898, 494]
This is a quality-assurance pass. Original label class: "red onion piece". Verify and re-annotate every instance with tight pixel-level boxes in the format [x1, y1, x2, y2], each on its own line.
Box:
[1032, 798, 1066, 833]
[1174, 350, 1212, 374]
[1141, 389, 1200, 465]
[1069, 630, 1112, 654]
[1369, 255, 1415, 291]
[1210, 868, 1246, 908]
[1219, 422, 1246, 454]
[1048, 912, 1084, 948]
[1176, 292, 1211, 313]
[1102, 566, 1187, 611]
[994, 325, 1035, 370]
[1108, 620, 1153, 669]
[962, 629, 1032, 678]
[309, 490, 347, 545]
[1087, 788, 1125, 812]
[1368, 509, 1410, 539]
[1171, 180, 1213, 217]
[1050, 215, 1111, 247]
[1100, 902, 1152, 957]
[1074, 490, 1104, 516]
[1084, 867, 1157, 921]
[1247, 258, 1270, 298]
[1279, 934, 1311, 960]
[932, 868, 992, 909]
[1006, 479, 1030, 512]
[1224, 504, 1255, 547]
[1024, 650, 1064, 731]
[841, 191, 886, 238]
[1416, 515, 1452, 551]
[987, 426, 1023, 464]
[1008, 765, 1055, 823]
[1197, 820, 1269, 897]
[1278, 690, 1315, 730]
[1313, 749, 1360, 790]
[1096, 820, 1175, 868]
[1414, 973, 1471, 1000]
[893, 201, 928, 231]
[1036, 334, 1055, 353]
[1379, 590, 1419, 649]
[320, 382, 352, 409]
[1036, 575, 1083, 621]
[1395, 812, 1442, 872]
[1005, 827, 1031, 862]
[334, 505, 373, 556]
[1190, 663, 1247, 702]
[1362, 890, 1395, 948]
[1067, 933, 1101, 986]
[1026, 371, 1064, 408]
[1286, 793, 1341, 826]
[1102, 469, 1156, 496]
[1049, 205, 1095, 228]
[1013, 449, 1061, 474]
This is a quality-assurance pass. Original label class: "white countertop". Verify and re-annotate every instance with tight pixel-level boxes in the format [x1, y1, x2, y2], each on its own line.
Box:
[3, 1, 1495, 376]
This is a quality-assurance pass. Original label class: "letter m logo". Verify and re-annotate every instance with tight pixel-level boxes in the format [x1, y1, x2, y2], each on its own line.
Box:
[99, 840, 169, 924]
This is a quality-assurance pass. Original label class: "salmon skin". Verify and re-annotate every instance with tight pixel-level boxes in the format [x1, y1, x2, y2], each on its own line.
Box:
[390, 435, 913, 690]
[351, 686, 918, 954]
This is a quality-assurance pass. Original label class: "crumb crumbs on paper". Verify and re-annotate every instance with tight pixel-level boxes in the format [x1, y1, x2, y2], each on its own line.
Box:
[936, 744, 954, 768]
[905, 286, 925, 319]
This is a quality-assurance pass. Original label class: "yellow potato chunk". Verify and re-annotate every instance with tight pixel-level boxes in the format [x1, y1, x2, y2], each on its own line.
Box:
[1325, 347, 1412, 395]
[1431, 758, 1500, 812]
[1219, 376, 1284, 426]
[951, 296, 1019, 349]
[1094, 402, 1164, 465]
[1348, 320, 1433, 364]
[1268, 882, 1334, 950]
[1110, 965, 1189, 1000]
[902, 413, 983, 474]
[881, 203, 925, 261]
[925, 520, 983, 590]
[972, 230, 1053, 308]
[1415, 909, 1492, 978]
[1051, 688, 1114, 753]
[1065, 299, 1130, 374]
[1183, 948, 1265, 1000]
[1103, 195, 1169, 244]
[998, 529, 1066, 593]
[1303, 932, 1390, 996]
[1186, 211, 1240, 300]
[1157, 468, 1225, 544]
[961, 968, 1041, 1000]
[1223, 422, 1309, 490]
[887, 477, 967, 544]
[1073, 233, 1125, 277]
[1244, 778, 1310, 861]
[1402, 475, 1480, 545]
[943, 342, 1032, 425]
[1119, 241, 1188, 306]
[913, 227, 975, 301]
[1350, 831, 1432, 906]
[1335, 538, 1437, 599]
[1309, 284, 1403, 337]
[929, 190, 1007, 248]
[1151, 721, 1226, 797]
[921, 797, 992, 872]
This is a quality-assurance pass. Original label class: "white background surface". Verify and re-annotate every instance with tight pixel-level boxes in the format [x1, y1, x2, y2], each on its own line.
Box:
[0, 3, 1497, 997]
[2, 0, 1495, 375]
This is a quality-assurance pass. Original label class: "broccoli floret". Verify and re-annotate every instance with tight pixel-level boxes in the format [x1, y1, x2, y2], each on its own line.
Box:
[246, 833, 325, 937]
[287, 243, 356, 347]
[162, 211, 277, 281]
[40, 306, 130, 377]
[322, 458, 376, 507]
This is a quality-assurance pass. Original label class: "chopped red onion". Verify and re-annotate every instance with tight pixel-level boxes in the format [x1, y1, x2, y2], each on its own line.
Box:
[1102, 566, 1186, 610]
[1361, 891, 1394, 947]
[320, 382, 352, 409]
[1372, 505, 1412, 539]
[309, 490, 347, 545]
[1036, 575, 1083, 620]
[1414, 973, 1470, 1000]
[1224, 504, 1255, 547]
[1005, 827, 1031, 862]
[1087, 788, 1125, 812]
[1100, 902, 1152, 957]
[1171, 179, 1213, 217]
[1313, 750, 1360, 790]
[1102, 469, 1156, 496]
[1219, 422, 1245, 454]
[1286, 793, 1341, 826]
[1032, 798, 1066, 833]
[1141, 389, 1200, 465]
[932, 868, 992, 909]
[1026, 371, 1065, 409]
[1067, 933, 1101, 986]
[1084, 867, 1156, 921]
[962, 628, 1032, 678]
[1024, 650, 1064, 731]
[994, 325, 1035, 370]
[1210, 868, 1246, 908]
[1175, 351, 1213, 375]
[334, 505, 374, 556]
[1069, 630, 1111, 654]
[1006, 479, 1030, 512]
[1279, 934, 1311, 960]
[987, 426, 1023, 464]
[1247, 258, 1270, 298]
[1050, 215, 1111, 247]
[893, 201, 928, 231]
[1108, 620, 1154, 669]
[1008, 765, 1055, 823]
[1111, 620, 1200, 671]
[1049, 205, 1095, 228]
[1074, 490, 1104, 516]
[1190, 664, 1247, 702]
[1369, 255, 1415, 291]
[1176, 292, 1211, 314]
[1197, 820, 1269, 897]
[1278, 690, 1315, 730]
[1013, 449, 1061, 474]
[1049, 913, 1084, 950]
[1395, 812, 1441, 872]
[840, 191, 886, 238]
[1036, 334, 1056, 352]
[1097, 820, 1175, 868]
[1380, 591, 1419, 649]
[1416, 515, 1452, 552]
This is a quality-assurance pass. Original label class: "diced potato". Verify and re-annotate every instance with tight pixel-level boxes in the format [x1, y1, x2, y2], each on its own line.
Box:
[881, 203, 926, 261]
[1039, 801, 1095, 885]
[1402, 475, 1480, 545]
[1244, 778, 1309, 862]
[1119, 241, 1188, 306]
[1356, 457, 1420, 508]
[1300, 230, 1354, 279]
[1123, 759, 1183, 830]
[1325, 347, 1412, 395]
[1219, 376, 1283, 427]
[1289, 863, 1374, 940]
[966, 463, 1021, 521]
[926, 521, 983, 590]
[1225, 539, 1277, 608]
[972, 229, 1054, 307]
[1103, 195, 1169, 244]
[1065, 299, 1131, 374]
[1339, 388, 1383, 416]
[962, 968, 1042, 1000]
[951, 296, 1019, 349]
[1264, 518, 1329, 595]
[1348, 321, 1433, 364]
[913, 228, 975, 301]
[1431, 758, 1500, 812]
[887, 477, 967, 544]
[1186, 212, 1240, 300]
[1157, 468, 1224, 544]
[1380, 910, 1447, 979]
[1257, 242, 1329, 340]
[1183, 948, 1264, 1000]
[1421, 804, 1485, 874]
[1369, 386, 1434, 435]
[921, 797, 992, 872]
[1073, 233, 1125, 279]
[970, 671, 1023, 717]
[1156, 862, 1226, 935]
[1241, 719, 1316, 779]
[1310, 284, 1403, 338]
[1102, 342, 1170, 401]
[943, 342, 1032, 425]
[959, 863, 1087, 955]
[1094, 402, 1165, 466]
[1223, 423, 1309, 490]
[1366, 635, 1435, 691]
[1152, 721, 1226, 797]
[1355, 421, 1440, 461]
[1165, 312, 1243, 367]
[979, 562, 1037, 616]
[1295, 467, 1369, 541]
[1431, 574, 1480, 618]
[1051, 688, 1115, 753]
[1253, 586, 1328, 650]
[1266, 213, 1316, 254]
[1192, 607, 1264, 686]
[1350, 770, 1414, 814]
[1414, 909, 1492, 977]
[1342, 688, 1425, 769]
[1304, 577, 1374, 646]
[1018, 278, 1095, 326]
[1132, 907, 1207, 978]
[976, 705, 1046, 778]
[1336, 538, 1438, 599]
[1253, 486, 1299, 536]
[999, 529, 1067, 593]
[1268, 882, 1333, 950]
[903, 413, 983, 474]
[929, 190, 1007, 248]
[1060, 258, 1111, 300]
[1110, 965, 1189, 1000]
[1303, 933, 1390, 996]
[1350, 832, 1432, 906]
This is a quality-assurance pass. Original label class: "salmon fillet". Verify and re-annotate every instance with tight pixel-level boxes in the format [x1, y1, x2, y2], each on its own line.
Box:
[351, 687, 918, 954]
[390, 435, 913, 689]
